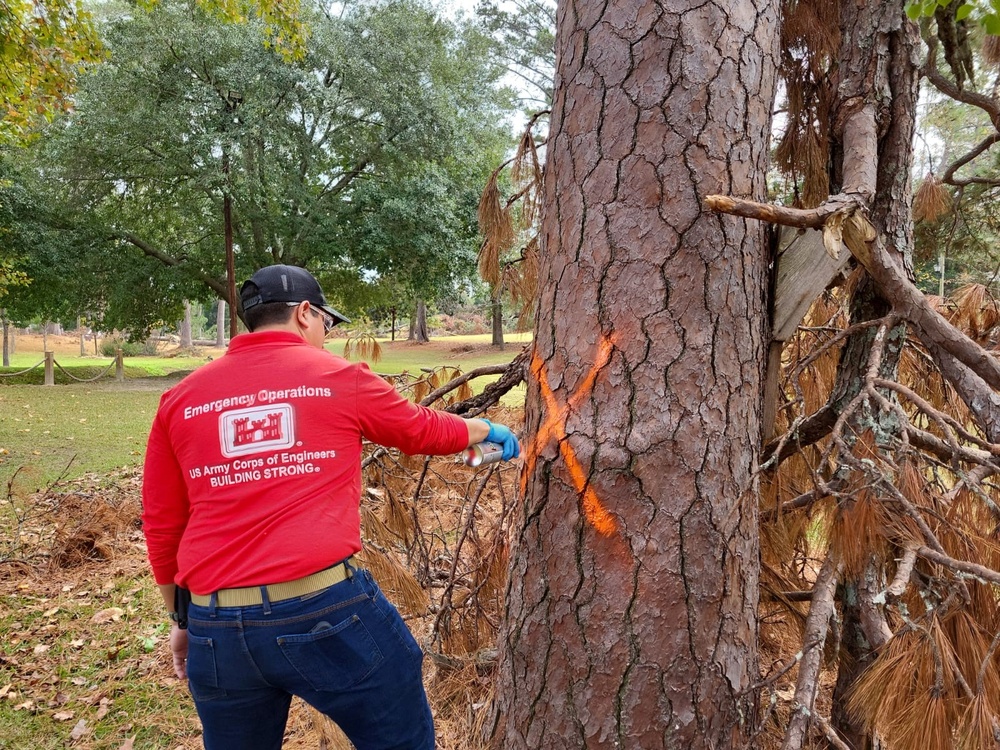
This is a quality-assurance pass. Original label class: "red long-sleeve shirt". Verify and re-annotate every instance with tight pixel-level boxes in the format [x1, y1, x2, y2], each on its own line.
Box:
[142, 330, 469, 595]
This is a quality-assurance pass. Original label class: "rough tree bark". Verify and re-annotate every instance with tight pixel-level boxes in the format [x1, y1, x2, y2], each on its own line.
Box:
[492, 2, 779, 747]
[826, 4, 921, 747]
[179, 300, 193, 349]
[491, 297, 505, 349]
[2, 312, 9, 367]
[215, 301, 226, 348]
[411, 299, 429, 343]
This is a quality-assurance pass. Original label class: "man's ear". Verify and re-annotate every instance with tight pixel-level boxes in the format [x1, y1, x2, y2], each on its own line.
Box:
[293, 301, 311, 328]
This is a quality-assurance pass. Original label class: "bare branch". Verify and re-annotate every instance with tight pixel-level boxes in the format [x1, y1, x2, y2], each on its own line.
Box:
[814, 713, 853, 750]
[916, 545, 1000, 586]
[940, 133, 1000, 186]
[884, 545, 918, 598]
[781, 553, 843, 750]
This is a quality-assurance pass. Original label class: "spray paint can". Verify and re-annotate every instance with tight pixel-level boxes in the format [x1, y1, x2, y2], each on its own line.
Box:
[463, 441, 504, 468]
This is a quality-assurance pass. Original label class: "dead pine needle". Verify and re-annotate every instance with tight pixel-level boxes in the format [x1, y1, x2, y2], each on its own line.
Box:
[913, 174, 952, 224]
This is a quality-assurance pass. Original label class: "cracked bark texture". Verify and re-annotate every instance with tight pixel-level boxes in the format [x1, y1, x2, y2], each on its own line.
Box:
[491, 2, 778, 747]
[827, 4, 922, 748]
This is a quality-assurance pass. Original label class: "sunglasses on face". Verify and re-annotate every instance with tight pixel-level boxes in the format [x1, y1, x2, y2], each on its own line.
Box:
[287, 302, 336, 335]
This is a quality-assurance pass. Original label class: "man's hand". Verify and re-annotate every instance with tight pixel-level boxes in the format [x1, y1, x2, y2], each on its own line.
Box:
[169, 622, 188, 679]
[485, 420, 521, 461]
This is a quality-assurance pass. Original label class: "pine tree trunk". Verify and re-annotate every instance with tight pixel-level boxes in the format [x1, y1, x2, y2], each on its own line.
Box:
[826, 3, 921, 746]
[2, 312, 8, 368]
[412, 300, 429, 343]
[216, 301, 226, 347]
[492, 2, 778, 747]
[179, 301, 193, 349]
[491, 298, 504, 348]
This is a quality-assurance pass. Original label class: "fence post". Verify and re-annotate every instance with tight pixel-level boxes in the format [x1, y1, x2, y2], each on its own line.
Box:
[115, 348, 124, 382]
[44, 351, 54, 386]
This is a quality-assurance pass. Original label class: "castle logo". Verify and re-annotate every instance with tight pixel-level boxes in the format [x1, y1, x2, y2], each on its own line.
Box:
[219, 403, 296, 457]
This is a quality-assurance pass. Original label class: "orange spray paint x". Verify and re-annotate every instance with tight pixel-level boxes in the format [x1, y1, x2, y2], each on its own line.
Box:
[523, 335, 619, 537]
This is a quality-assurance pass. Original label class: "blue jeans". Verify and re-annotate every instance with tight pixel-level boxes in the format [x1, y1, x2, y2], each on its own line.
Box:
[185, 567, 434, 750]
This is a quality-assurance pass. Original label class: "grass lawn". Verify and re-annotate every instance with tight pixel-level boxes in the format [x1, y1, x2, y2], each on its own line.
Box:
[328, 330, 532, 374]
[0, 388, 163, 491]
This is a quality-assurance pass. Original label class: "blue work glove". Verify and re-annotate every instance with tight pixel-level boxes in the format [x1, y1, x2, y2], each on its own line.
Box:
[484, 419, 520, 461]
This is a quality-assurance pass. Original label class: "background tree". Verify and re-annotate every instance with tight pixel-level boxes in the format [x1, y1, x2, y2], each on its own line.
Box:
[911, 5, 1000, 296]
[475, 0, 555, 111]
[1, 0, 315, 145]
[0, 0, 102, 143]
[14, 0, 515, 334]
[492, 2, 779, 746]
[345, 162, 499, 342]
[474, 0, 553, 346]
[477, 113, 544, 347]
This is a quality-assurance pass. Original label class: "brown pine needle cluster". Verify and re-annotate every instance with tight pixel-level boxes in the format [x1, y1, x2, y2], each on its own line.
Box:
[759, 271, 1000, 748]
[947, 283, 1000, 341]
[404, 366, 474, 408]
[983, 34, 1000, 66]
[342, 332, 383, 364]
[477, 172, 514, 288]
[775, 122, 830, 208]
[781, 0, 840, 64]
[913, 173, 952, 224]
[775, 0, 837, 208]
[477, 115, 547, 326]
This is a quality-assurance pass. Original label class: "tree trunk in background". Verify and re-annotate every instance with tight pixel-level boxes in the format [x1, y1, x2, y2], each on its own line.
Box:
[78, 316, 85, 356]
[491, 297, 504, 348]
[179, 300, 193, 348]
[492, 2, 778, 747]
[411, 300, 429, 343]
[2, 312, 8, 367]
[827, 4, 921, 746]
[216, 301, 226, 348]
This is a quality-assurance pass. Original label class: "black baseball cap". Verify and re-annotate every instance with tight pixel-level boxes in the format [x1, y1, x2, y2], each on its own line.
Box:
[240, 265, 350, 324]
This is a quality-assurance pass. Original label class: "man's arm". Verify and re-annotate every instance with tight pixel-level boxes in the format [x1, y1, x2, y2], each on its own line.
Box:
[158, 583, 188, 679]
[466, 418, 490, 445]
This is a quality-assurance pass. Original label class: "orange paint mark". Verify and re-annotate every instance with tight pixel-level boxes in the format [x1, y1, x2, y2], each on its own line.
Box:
[523, 335, 619, 537]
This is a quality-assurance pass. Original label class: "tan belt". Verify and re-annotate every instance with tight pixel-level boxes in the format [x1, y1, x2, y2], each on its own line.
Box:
[191, 559, 354, 607]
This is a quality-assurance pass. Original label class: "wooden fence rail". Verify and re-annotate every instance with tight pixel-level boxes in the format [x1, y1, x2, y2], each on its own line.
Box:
[0, 350, 124, 385]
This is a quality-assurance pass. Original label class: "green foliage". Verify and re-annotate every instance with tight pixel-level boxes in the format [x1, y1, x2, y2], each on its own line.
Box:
[14, 0, 515, 333]
[345, 163, 485, 304]
[146, 0, 310, 59]
[0, 0, 104, 144]
[1, 0, 318, 145]
[0, 154, 190, 333]
[99, 336, 159, 357]
[475, 0, 555, 110]
[907, 0, 995, 31]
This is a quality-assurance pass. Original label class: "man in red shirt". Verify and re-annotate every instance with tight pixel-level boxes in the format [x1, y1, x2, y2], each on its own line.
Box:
[142, 265, 519, 750]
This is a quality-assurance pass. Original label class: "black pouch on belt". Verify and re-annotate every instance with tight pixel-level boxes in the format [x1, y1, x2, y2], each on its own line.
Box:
[174, 586, 191, 629]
